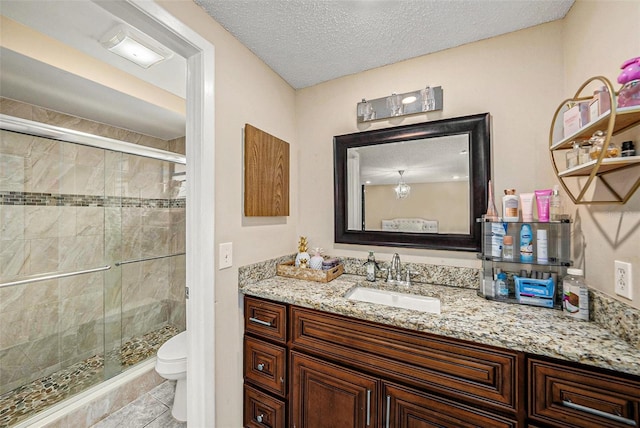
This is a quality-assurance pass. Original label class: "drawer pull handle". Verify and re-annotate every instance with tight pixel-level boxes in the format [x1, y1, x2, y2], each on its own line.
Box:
[249, 317, 272, 327]
[256, 414, 264, 423]
[257, 363, 265, 371]
[562, 400, 637, 426]
[385, 395, 391, 428]
[366, 389, 371, 426]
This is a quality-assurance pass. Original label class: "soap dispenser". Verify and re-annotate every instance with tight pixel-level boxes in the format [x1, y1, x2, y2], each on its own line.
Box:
[364, 251, 379, 282]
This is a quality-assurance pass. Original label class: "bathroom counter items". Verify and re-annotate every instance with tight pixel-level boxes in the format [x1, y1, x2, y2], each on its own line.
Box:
[239, 274, 640, 377]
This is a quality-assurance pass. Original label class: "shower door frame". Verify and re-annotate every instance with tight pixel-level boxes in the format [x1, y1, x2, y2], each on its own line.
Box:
[94, 1, 217, 426]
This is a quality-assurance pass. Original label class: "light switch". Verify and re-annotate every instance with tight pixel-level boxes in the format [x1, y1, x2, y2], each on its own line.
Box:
[219, 242, 233, 269]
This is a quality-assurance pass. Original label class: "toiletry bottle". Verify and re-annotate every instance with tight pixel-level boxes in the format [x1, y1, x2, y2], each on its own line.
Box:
[502, 189, 519, 222]
[519, 224, 533, 262]
[484, 180, 499, 221]
[496, 271, 508, 298]
[536, 229, 548, 263]
[502, 235, 514, 260]
[621, 141, 636, 157]
[490, 222, 506, 258]
[364, 251, 379, 282]
[562, 268, 589, 320]
[549, 185, 563, 221]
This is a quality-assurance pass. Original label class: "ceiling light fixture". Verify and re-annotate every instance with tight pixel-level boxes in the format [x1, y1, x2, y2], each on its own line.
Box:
[394, 170, 411, 199]
[101, 25, 172, 69]
[357, 86, 443, 123]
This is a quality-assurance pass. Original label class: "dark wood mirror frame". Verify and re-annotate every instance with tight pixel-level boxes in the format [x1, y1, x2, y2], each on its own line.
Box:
[334, 113, 491, 252]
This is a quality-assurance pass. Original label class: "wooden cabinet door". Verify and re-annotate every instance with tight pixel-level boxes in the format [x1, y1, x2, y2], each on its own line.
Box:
[291, 351, 378, 428]
[383, 382, 518, 428]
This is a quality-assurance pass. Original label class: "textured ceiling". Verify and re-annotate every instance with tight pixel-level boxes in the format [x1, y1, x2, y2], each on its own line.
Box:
[194, 0, 574, 89]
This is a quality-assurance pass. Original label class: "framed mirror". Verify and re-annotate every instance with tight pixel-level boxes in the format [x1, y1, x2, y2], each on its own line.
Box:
[334, 113, 491, 251]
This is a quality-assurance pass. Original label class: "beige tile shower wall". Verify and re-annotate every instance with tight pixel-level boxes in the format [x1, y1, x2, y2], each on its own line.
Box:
[0, 272, 104, 394]
[0, 97, 176, 151]
[0, 99, 186, 394]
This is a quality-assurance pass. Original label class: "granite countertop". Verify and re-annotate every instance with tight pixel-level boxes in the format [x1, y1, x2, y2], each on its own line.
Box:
[240, 274, 640, 377]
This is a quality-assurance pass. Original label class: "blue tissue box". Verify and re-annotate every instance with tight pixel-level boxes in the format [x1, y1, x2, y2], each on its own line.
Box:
[514, 276, 555, 308]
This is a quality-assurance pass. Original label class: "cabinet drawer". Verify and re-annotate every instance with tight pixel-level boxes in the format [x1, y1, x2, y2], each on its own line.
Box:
[384, 382, 519, 428]
[529, 358, 640, 428]
[291, 306, 520, 413]
[244, 384, 285, 428]
[244, 336, 287, 397]
[244, 296, 287, 343]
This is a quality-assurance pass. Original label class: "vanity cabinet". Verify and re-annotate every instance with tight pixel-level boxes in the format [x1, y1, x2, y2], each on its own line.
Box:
[291, 351, 378, 428]
[383, 382, 517, 428]
[478, 220, 572, 309]
[243, 294, 640, 428]
[528, 357, 640, 428]
[243, 297, 289, 428]
[549, 76, 640, 204]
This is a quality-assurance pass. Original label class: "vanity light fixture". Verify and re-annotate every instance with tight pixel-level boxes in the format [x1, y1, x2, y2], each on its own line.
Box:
[394, 170, 411, 199]
[101, 25, 172, 69]
[357, 86, 443, 123]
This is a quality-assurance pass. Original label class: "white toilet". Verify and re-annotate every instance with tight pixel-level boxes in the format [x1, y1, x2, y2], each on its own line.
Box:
[155, 331, 187, 421]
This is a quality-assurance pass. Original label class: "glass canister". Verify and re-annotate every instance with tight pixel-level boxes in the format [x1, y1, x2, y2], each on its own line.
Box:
[588, 130, 619, 160]
[566, 141, 579, 169]
[578, 141, 591, 164]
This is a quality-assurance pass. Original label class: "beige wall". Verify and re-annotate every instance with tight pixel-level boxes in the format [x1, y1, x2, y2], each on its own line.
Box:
[296, 20, 564, 270]
[365, 181, 469, 233]
[296, 0, 639, 311]
[560, 0, 640, 309]
[155, 1, 297, 426]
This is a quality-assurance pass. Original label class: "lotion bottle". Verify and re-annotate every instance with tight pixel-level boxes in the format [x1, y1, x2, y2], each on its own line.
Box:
[536, 229, 548, 263]
[520, 224, 533, 262]
[550, 185, 563, 221]
[502, 189, 519, 222]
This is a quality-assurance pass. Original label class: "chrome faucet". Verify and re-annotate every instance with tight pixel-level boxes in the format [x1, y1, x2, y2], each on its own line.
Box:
[390, 253, 402, 281]
[387, 253, 416, 285]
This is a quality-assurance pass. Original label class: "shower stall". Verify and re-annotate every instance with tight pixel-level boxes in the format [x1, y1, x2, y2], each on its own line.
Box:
[0, 112, 186, 427]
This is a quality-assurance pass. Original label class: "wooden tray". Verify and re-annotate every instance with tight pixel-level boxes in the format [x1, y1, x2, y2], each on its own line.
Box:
[276, 260, 343, 283]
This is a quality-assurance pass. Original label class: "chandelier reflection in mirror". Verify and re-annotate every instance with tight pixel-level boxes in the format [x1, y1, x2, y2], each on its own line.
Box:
[394, 170, 411, 199]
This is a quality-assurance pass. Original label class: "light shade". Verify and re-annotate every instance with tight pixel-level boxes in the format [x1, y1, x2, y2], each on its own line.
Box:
[101, 25, 171, 69]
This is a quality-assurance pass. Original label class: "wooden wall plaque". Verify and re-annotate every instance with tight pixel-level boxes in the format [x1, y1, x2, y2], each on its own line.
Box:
[244, 124, 290, 216]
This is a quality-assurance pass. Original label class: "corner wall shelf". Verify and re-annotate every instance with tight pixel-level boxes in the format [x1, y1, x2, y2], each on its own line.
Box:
[549, 76, 640, 204]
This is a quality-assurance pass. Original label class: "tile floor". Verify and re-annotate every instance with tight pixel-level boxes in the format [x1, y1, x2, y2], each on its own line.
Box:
[90, 381, 185, 428]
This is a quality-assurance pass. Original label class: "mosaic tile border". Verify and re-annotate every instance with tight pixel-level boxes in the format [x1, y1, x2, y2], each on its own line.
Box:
[0, 191, 186, 209]
[0, 325, 179, 428]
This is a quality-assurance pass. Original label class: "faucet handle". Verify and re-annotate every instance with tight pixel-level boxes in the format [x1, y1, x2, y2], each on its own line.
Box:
[405, 270, 418, 285]
[382, 267, 392, 282]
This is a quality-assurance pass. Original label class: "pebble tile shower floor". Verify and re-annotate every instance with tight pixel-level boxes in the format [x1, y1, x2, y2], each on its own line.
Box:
[0, 326, 179, 428]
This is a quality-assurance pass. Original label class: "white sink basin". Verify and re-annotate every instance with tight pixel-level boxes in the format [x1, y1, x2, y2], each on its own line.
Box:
[345, 286, 441, 314]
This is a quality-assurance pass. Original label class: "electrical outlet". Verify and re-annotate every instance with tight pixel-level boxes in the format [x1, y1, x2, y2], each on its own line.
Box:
[614, 260, 633, 300]
[219, 242, 233, 269]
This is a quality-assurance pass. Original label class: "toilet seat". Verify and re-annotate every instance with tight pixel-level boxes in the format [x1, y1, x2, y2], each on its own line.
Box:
[156, 331, 187, 375]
